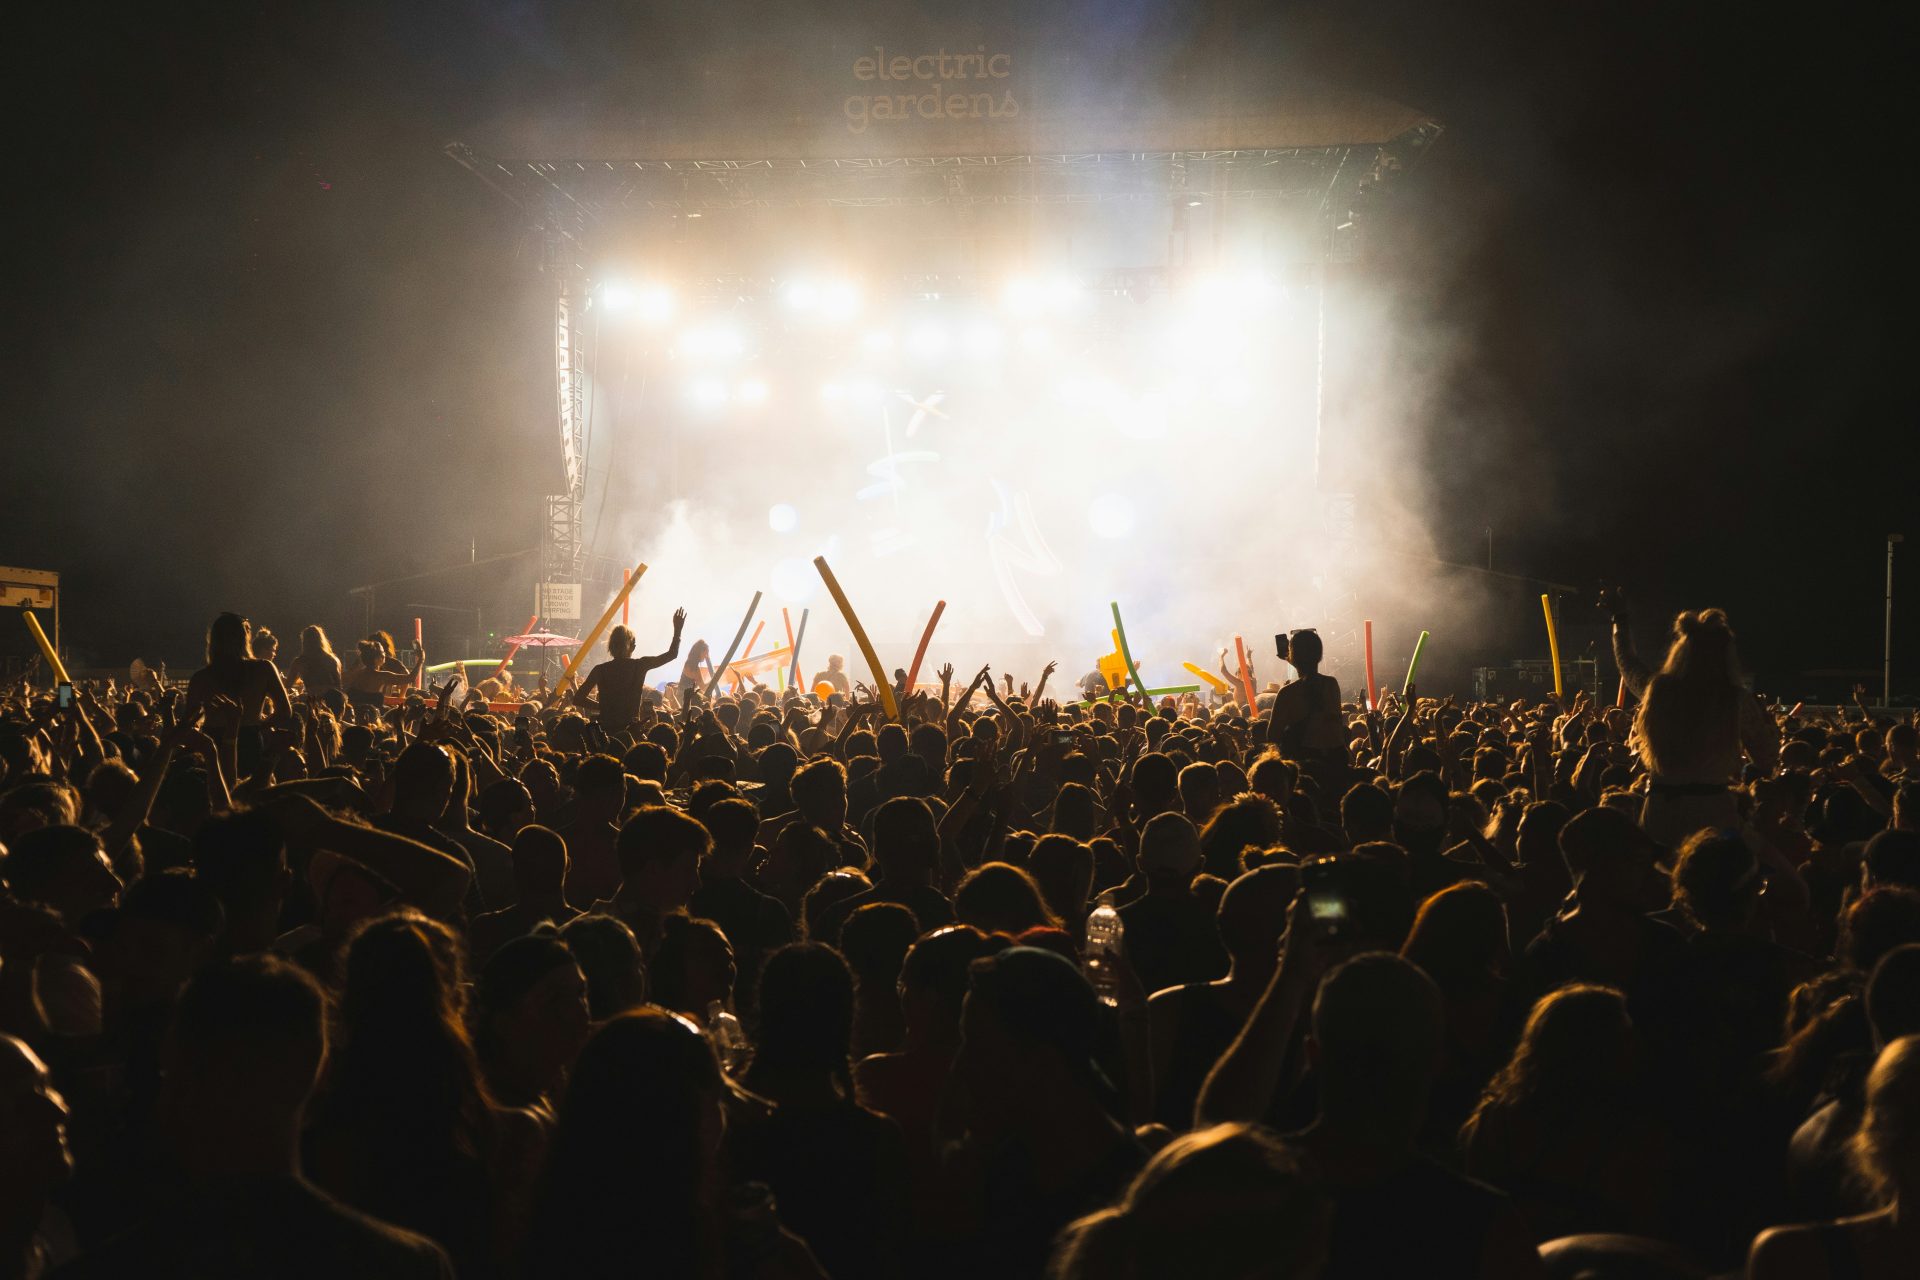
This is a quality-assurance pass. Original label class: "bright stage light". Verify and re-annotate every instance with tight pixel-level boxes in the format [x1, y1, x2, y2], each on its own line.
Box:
[845, 379, 884, 405]
[820, 381, 844, 401]
[602, 281, 674, 325]
[1019, 326, 1052, 352]
[861, 329, 894, 354]
[1088, 493, 1136, 539]
[820, 281, 861, 321]
[736, 377, 769, 406]
[602, 281, 636, 311]
[768, 503, 798, 533]
[687, 377, 729, 409]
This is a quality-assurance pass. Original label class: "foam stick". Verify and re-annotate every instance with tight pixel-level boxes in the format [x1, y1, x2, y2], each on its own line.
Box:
[1402, 630, 1430, 696]
[555, 563, 648, 697]
[1616, 677, 1627, 708]
[1363, 620, 1377, 711]
[1540, 594, 1564, 700]
[493, 613, 539, 679]
[621, 569, 630, 626]
[1183, 663, 1230, 693]
[1233, 635, 1256, 708]
[903, 600, 947, 693]
[19, 609, 69, 686]
[723, 647, 790, 675]
[413, 617, 425, 688]
[706, 591, 763, 697]
[814, 557, 900, 721]
[789, 608, 810, 688]
[427, 659, 501, 672]
[1110, 602, 1148, 700]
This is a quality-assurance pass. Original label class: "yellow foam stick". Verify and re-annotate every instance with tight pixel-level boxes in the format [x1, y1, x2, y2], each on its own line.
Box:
[19, 609, 69, 685]
[554, 563, 647, 697]
[1540, 594, 1564, 699]
[1183, 662, 1230, 693]
[813, 556, 900, 721]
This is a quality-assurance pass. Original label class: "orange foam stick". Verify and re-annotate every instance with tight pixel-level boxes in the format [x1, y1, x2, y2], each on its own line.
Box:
[1233, 635, 1256, 708]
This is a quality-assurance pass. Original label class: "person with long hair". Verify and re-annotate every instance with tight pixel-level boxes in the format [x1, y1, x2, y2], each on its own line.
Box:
[1460, 983, 1672, 1241]
[182, 612, 292, 728]
[287, 624, 343, 695]
[1749, 1035, 1920, 1279]
[1606, 592, 1784, 853]
[1049, 1123, 1330, 1280]
[307, 911, 544, 1277]
[522, 1008, 825, 1280]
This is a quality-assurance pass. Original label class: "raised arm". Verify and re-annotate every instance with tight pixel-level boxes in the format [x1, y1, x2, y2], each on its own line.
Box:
[1196, 894, 1320, 1125]
[639, 608, 687, 673]
[1600, 586, 1653, 699]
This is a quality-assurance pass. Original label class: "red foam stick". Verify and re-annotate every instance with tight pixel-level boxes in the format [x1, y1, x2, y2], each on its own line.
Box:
[1363, 620, 1377, 711]
[492, 613, 539, 681]
[903, 600, 947, 694]
[413, 617, 425, 688]
[1233, 635, 1256, 709]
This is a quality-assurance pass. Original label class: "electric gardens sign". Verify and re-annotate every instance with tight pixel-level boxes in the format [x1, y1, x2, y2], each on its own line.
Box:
[843, 45, 1020, 134]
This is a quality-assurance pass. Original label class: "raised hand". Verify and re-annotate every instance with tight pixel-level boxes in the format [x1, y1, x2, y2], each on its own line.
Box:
[937, 662, 955, 684]
[672, 607, 687, 630]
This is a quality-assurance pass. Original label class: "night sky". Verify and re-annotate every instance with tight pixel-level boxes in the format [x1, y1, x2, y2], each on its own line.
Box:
[6, 0, 1913, 697]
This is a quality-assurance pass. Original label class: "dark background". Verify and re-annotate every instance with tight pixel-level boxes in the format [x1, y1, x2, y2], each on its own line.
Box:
[3, 0, 1912, 697]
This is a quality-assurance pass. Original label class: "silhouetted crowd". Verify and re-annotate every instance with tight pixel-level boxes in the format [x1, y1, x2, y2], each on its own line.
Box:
[3, 601, 1918, 1279]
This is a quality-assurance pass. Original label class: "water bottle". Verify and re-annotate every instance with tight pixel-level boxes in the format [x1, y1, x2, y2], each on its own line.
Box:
[1084, 892, 1124, 1008]
[708, 1001, 750, 1074]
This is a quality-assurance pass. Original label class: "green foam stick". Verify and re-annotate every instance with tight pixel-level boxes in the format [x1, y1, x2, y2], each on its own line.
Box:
[1402, 630, 1430, 696]
[1109, 602, 1148, 700]
[1076, 684, 1203, 707]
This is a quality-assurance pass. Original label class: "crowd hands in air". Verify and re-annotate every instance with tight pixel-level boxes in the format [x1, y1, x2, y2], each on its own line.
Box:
[2, 591, 1919, 1280]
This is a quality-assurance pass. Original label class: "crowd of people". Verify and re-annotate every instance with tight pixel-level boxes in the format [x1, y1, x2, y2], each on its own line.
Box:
[2, 596, 1918, 1279]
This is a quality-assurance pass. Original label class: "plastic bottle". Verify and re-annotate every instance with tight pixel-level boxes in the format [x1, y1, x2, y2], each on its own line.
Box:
[708, 1001, 750, 1073]
[1084, 891, 1124, 1008]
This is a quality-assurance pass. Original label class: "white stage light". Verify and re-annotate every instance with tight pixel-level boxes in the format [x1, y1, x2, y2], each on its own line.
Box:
[1019, 326, 1051, 352]
[736, 377, 769, 406]
[1003, 274, 1080, 314]
[784, 282, 820, 310]
[846, 379, 884, 405]
[861, 329, 894, 354]
[768, 503, 799, 533]
[820, 381, 844, 401]
[602, 281, 635, 311]
[1088, 493, 1136, 539]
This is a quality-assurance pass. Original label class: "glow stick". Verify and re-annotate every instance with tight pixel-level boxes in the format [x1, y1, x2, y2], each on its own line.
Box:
[903, 600, 947, 692]
[1183, 662, 1230, 693]
[814, 557, 900, 721]
[706, 591, 763, 697]
[789, 609, 810, 688]
[1109, 603, 1148, 700]
[1402, 630, 1430, 696]
[19, 609, 69, 685]
[1363, 620, 1377, 711]
[1233, 635, 1256, 709]
[1540, 594, 1564, 699]
[413, 617, 424, 688]
[493, 613, 539, 679]
[554, 563, 648, 697]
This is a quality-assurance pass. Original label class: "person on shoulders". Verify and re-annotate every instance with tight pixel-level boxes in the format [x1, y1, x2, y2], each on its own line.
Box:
[571, 609, 684, 734]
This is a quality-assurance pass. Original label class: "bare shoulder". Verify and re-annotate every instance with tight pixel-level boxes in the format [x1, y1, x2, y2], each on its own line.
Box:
[1746, 1222, 1832, 1280]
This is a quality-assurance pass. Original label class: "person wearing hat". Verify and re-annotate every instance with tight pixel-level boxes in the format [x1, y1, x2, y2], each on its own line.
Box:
[1118, 813, 1228, 1000]
[949, 946, 1145, 1280]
